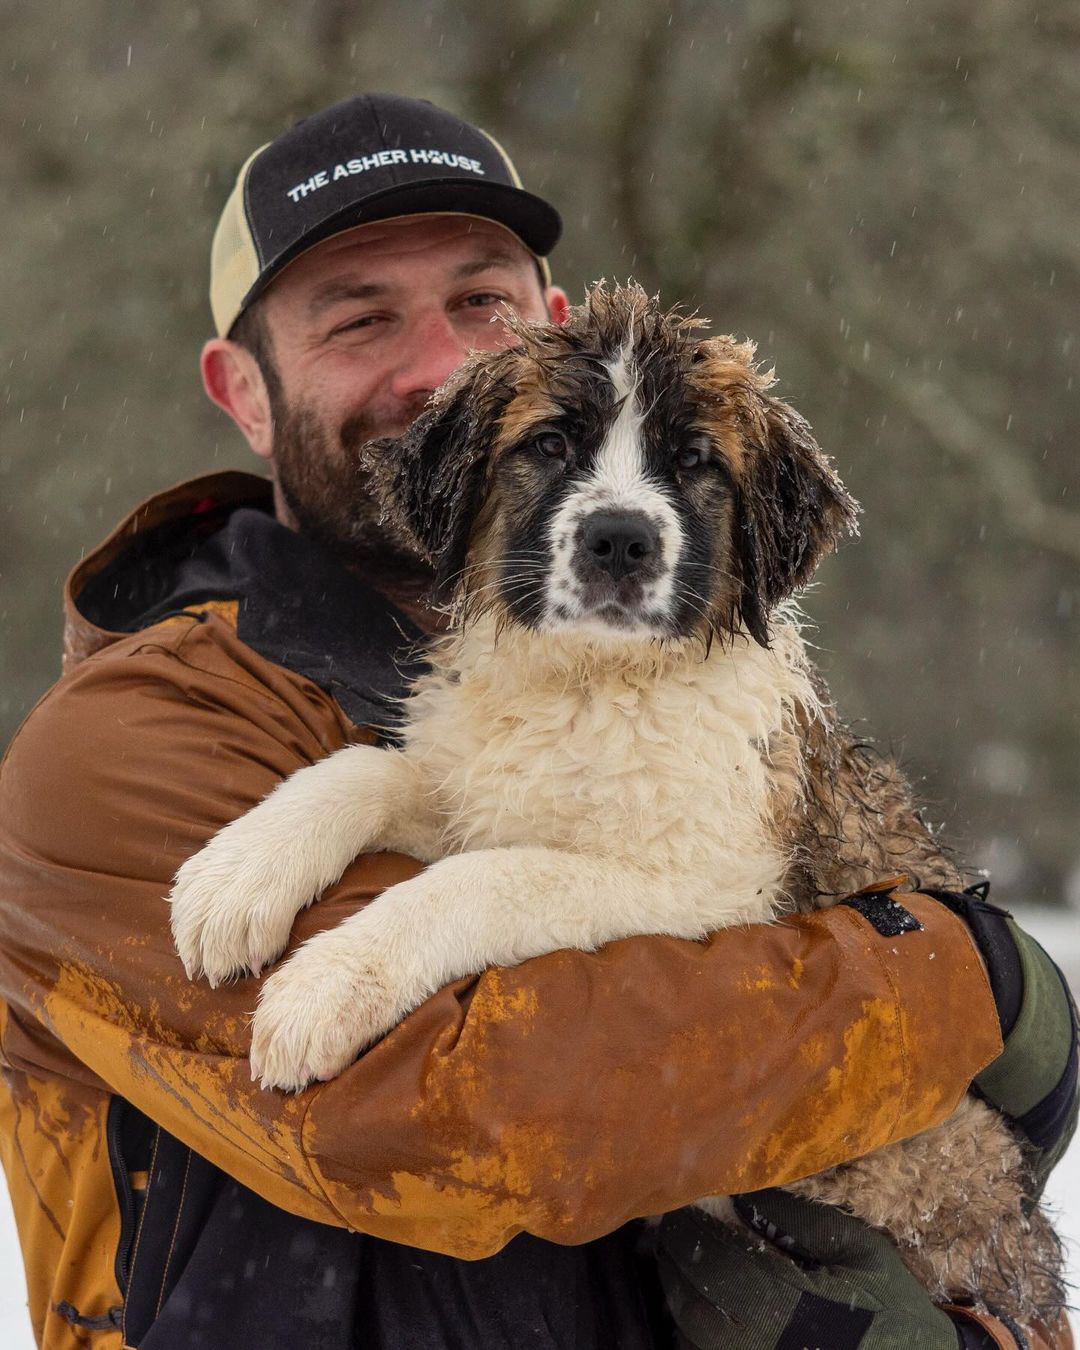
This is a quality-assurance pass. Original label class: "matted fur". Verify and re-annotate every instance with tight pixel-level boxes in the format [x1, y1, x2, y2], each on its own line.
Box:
[170, 283, 1064, 1326]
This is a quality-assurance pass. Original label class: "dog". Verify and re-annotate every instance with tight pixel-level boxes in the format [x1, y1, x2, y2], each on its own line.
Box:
[169, 282, 1063, 1324]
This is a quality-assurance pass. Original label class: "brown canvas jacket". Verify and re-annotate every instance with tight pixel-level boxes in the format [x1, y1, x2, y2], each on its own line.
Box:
[0, 471, 1006, 1348]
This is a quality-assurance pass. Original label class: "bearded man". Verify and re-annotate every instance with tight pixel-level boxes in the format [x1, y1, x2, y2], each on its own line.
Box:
[0, 94, 1074, 1350]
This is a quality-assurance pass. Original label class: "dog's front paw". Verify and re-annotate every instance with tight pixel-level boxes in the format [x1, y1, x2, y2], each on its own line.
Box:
[169, 827, 315, 987]
[249, 926, 412, 1092]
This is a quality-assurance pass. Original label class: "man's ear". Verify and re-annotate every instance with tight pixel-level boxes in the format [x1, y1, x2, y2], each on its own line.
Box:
[736, 399, 860, 646]
[201, 339, 274, 459]
[363, 359, 499, 598]
[545, 286, 570, 325]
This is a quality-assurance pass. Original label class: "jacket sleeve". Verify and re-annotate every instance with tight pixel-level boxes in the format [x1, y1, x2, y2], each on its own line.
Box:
[0, 617, 1004, 1259]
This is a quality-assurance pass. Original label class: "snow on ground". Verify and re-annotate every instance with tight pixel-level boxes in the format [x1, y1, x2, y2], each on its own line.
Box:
[1, 905, 1077, 1346]
[0, 1194, 31, 1348]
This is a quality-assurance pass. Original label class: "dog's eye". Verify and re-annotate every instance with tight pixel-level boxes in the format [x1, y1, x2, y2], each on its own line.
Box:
[533, 431, 569, 460]
[676, 443, 708, 470]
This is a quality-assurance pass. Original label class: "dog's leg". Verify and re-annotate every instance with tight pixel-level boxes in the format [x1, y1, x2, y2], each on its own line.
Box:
[250, 844, 781, 1090]
[169, 745, 440, 986]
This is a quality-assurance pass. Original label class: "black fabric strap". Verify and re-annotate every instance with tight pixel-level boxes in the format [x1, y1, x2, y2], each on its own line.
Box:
[774, 1291, 875, 1349]
[919, 885, 1023, 1038]
[841, 891, 924, 938]
[948, 1314, 998, 1348]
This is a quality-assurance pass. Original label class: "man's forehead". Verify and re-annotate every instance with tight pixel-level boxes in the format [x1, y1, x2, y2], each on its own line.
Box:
[276, 215, 536, 295]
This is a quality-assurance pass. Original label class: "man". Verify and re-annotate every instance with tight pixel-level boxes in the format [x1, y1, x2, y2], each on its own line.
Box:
[0, 94, 1074, 1350]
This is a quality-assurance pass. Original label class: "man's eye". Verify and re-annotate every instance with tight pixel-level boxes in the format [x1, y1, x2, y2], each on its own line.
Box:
[461, 292, 504, 309]
[333, 314, 383, 336]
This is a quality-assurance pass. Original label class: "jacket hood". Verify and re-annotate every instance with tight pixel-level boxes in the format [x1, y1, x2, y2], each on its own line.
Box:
[63, 469, 427, 732]
[64, 471, 274, 672]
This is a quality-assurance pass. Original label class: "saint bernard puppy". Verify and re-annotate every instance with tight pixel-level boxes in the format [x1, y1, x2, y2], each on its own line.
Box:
[169, 283, 1063, 1324]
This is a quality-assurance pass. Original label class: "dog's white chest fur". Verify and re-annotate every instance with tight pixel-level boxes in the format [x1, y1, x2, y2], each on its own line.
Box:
[402, 614, 816, 925]
[169, 611, 822, 1086]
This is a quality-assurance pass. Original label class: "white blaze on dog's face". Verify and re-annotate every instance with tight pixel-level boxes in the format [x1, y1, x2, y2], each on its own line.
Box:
[364, 283, 858, 645]
[542, 340, 687, 638]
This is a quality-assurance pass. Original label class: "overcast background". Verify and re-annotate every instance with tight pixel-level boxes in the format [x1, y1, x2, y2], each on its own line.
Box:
[1, 0, 1077, 1339]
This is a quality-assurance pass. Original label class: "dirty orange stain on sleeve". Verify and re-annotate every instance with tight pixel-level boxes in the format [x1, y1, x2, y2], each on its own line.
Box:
[42, 961, 334, 1226]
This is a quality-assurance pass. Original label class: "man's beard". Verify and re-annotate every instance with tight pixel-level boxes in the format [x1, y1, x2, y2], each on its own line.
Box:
[271, 394, 434, 590]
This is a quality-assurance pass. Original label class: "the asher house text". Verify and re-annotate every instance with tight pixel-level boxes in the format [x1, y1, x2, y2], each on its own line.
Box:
[286, 148, 487, 202]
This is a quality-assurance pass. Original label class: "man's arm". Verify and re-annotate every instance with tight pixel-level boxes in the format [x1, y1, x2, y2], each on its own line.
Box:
[0, 614, 1004, 1259]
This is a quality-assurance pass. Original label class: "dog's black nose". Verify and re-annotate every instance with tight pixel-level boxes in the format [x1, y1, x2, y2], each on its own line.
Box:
[582, 512, 659, 579]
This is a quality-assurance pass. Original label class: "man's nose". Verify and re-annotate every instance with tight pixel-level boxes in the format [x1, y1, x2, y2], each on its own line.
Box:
[389, 311, 471, 402]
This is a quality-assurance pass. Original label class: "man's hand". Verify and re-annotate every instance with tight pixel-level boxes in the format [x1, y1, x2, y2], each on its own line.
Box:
[657, 1191, 967, 1349]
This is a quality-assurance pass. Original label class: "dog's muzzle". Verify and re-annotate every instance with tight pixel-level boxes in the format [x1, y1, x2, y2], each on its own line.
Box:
[567, 509, 667, 623]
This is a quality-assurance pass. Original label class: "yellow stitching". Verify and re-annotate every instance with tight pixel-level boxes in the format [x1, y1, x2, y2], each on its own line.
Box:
[297, 1079, 351, 1226]
[156, 1149, 193, 1318]
[121, 1126, 160, 1347]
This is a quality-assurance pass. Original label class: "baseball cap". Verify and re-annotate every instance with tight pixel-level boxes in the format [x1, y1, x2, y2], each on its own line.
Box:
[210, 93, 563, 338]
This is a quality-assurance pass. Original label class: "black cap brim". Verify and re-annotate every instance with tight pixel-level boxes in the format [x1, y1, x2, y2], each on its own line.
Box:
[235, 177, 562, 327]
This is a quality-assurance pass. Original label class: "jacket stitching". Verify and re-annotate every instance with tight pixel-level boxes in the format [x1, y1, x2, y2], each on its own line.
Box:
[121, 1126, 160, 1349]
[135, 626, 340, 723]
[156, 1148, 193, 1317]
[134, 638, 292, 705]
[298, 1080, 352, 1227]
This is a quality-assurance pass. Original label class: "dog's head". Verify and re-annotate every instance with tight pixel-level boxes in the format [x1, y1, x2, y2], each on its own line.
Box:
[363, 282, 859, 646]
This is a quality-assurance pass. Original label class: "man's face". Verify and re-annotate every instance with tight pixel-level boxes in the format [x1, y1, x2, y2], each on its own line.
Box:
[252, 215, 562, 579]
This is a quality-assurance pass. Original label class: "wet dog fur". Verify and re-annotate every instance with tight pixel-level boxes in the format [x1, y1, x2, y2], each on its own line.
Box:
[170, 283, 1064, 1325]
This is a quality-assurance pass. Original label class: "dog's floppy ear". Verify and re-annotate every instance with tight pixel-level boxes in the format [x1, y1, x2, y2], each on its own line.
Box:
[736, 398, 860, 646]
[363, 359, 498, 598]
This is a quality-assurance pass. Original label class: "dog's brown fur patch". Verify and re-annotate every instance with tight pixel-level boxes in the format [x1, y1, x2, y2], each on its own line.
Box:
[685, 334, 772, 480]
[491, 386, 562, 456]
